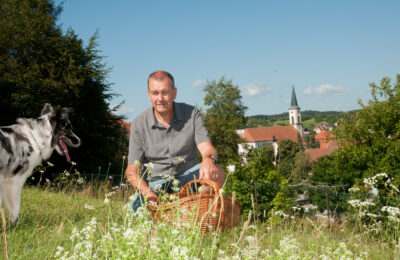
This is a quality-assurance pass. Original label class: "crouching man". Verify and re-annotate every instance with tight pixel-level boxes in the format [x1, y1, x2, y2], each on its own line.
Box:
[126, 71, 224, 211]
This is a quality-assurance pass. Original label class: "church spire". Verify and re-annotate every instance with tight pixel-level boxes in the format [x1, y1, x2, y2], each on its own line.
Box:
[290, 84, 300, 109]
[288, 84, 302, 135]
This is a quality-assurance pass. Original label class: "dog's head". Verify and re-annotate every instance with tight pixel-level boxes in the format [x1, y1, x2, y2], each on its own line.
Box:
[41, 103, 81, 162]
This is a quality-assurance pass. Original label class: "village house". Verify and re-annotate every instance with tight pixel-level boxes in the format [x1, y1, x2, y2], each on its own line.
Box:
[304, 130, 338, 161]
[238, 85, 337, 162]
[237, 86, 304, 161]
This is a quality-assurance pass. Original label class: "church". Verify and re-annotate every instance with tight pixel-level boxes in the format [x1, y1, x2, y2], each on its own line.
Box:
[237, 85, 338, 162]
[237, 85, 304, 161]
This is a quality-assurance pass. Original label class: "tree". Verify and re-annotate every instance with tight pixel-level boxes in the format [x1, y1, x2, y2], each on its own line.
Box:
[0, 0, 128, 176]
[333, 75, 400, 184]
[277, 139, 301, 180]
[309, 155, 347, 215]
[227, 144, 292, 215]
[292, 151, 312, 184]
[303, 130, 320, 148]
[203, 77, 247, 166]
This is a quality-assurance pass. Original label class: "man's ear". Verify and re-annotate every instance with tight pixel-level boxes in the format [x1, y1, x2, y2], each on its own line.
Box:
[41, 103, 55, 117]
[173, 87, 177, 100]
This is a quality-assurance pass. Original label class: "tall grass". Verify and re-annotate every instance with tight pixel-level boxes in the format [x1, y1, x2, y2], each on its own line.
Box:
[1, 170, 399, 259]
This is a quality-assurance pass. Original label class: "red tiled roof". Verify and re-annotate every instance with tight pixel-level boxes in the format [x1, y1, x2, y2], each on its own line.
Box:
[315, 131, 334, 140]
[240, 125, 301, 144]
[315, 131, 335, 149]
[305, 140, 338, 161]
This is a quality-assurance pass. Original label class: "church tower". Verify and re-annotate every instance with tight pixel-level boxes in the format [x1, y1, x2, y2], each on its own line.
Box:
[289, 85, 302, 135]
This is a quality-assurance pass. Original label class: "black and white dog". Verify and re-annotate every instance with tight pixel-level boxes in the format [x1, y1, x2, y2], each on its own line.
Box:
[0, 103, 81, 222]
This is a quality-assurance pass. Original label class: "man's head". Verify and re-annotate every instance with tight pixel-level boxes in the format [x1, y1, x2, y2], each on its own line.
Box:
[147, 71, 175, 89]
[147, 71, 177, 116]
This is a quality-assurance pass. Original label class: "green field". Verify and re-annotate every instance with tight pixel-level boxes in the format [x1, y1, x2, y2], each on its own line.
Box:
[1, 183, 395, 259]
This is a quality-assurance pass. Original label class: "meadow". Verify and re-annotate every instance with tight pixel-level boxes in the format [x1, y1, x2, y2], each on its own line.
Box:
[0, 164, 400, 259]
[1, 168, 398, 260]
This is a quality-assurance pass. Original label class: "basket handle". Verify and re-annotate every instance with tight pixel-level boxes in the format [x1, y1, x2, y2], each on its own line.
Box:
[180, 179, 220, 195]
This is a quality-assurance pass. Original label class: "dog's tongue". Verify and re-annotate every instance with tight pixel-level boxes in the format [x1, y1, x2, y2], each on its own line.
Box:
[59, 139, 71, 163]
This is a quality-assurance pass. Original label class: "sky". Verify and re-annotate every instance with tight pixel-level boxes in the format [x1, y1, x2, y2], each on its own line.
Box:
[57, 0, 400, 122]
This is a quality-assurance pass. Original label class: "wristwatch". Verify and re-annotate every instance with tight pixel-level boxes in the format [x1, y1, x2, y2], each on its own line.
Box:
[209, 154, 217, 163]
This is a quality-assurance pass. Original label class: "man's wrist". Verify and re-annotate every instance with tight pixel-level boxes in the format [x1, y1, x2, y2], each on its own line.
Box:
[205, 154, 217, 163]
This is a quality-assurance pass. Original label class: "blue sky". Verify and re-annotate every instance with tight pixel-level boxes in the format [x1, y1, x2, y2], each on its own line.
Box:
[57, 0, 400, 121]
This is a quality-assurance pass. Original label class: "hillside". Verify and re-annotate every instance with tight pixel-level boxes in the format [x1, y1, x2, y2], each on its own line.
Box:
[245, 110, 358, 128]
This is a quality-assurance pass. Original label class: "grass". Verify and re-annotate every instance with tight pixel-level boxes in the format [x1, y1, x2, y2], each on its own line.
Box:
[1, 182, 398, 259]
[1, 185, 129, 259]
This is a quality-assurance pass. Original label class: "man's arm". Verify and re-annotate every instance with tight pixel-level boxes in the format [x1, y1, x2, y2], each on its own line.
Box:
[125, 164, 158, 201]
[197, 141, 224, 186]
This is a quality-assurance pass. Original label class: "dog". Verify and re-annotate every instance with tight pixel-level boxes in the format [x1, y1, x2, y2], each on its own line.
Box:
[0, 103, 81, 223]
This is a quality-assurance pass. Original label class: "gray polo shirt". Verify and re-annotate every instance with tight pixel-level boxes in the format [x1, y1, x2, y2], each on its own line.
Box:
[128, 102, 210, 180]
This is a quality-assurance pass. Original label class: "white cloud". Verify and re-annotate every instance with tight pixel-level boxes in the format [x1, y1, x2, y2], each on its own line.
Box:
[243, 82, 272, 97]
[192, 80, 206, 87]
[303, 84, 346, 97]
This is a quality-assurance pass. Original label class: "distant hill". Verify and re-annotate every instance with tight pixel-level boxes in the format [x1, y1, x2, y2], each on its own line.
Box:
[245, 110, 358, 129]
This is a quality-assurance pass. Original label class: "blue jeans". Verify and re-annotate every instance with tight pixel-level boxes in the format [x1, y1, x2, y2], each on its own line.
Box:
[131, 164, 201, 212]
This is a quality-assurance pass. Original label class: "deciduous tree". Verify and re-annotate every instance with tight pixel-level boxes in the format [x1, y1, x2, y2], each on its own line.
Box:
[203, 77, 247, 166]
[334, 75, 400, 183]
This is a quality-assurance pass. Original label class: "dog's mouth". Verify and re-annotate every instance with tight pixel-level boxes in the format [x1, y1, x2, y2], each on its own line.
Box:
[59, 139, 71, 163]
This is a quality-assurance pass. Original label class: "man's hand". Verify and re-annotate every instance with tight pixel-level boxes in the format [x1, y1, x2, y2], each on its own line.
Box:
[199, 156, 224, 187]
[197, 141, 225, 187]
[126, 164, 159, 202]
[146, 191, 159, 203]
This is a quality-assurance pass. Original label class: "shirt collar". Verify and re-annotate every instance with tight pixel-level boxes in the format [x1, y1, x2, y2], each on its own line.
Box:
[173, 102, 184, 121]
[150, 102, 182, 129]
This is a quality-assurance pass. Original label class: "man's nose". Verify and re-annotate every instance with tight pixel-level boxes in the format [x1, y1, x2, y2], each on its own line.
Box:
[158, 93, 165, 100]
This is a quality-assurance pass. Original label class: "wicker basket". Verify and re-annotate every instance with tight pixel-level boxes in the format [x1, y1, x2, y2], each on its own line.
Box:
[148, 179, 242, 233]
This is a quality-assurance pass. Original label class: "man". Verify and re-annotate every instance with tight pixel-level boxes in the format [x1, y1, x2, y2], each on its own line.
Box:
[126, 71, 224, 210]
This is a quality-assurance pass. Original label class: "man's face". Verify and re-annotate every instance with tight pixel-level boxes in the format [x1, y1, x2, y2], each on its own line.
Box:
[147, 79, 177, 115]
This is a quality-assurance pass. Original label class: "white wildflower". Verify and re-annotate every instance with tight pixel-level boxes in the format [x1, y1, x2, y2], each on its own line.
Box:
[153, 184, 162, 191]
[370, 187, 379, 196]
[144, 162, 154, 170]
[292, 206, 302, 212]
[390, 184, 400, 193]
[348, 199, 361, 208]
[348, 187, 360, 192]
[382, 206, 400, 217]
[274, 210, 289, 218]
[366, 213, 378, 218]
[227, 164, 235, 173]
[104, 198, 110, 204]
[105, 192, 115, 198]
[170, 245, 189, 259]
[360, 200, 375, 207]
[84, 204, 94, 210]
[172, 179, 180, 186]
[176, 156, 185, 164]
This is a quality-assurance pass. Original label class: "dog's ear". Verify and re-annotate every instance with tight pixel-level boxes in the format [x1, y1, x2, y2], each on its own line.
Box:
[41, 103, 55, 117]
[60, 108, 73, 119]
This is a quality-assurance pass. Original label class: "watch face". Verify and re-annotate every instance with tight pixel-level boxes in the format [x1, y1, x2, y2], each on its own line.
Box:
[210, 154, 217, 162]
